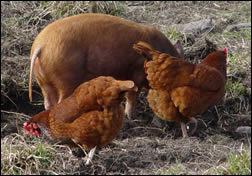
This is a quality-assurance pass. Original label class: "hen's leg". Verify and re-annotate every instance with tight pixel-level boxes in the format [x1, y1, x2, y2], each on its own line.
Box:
[37, 80, 58, 110]
[188, 117, 198, 136]
[85, 146, 97, 165]
[180, 122, 189, 138]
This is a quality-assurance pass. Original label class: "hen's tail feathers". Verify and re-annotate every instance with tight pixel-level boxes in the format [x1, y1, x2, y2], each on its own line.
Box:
[117, 80, 138, 93]
[133, 41, 160, 61]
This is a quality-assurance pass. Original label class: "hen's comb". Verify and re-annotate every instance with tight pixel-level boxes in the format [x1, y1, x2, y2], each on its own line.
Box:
[223, 48, 227, 54]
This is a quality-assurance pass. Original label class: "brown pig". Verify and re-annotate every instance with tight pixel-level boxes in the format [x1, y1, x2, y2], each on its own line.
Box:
[29, 13, 184, 118]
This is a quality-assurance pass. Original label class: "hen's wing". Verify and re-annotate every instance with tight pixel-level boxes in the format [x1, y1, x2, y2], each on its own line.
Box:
[69, 105, 124, 150]
[133, 41, 225, 91]
[49, 80, 105, 123]
[144, 55, 195, 90]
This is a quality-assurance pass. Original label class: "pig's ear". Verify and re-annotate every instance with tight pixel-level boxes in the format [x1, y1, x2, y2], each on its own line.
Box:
[174, 40, 184, 59]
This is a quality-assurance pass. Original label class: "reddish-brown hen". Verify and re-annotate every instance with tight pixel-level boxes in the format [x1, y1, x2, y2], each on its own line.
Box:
[24, 76, 137, 164]
[133, 41, 227, 137]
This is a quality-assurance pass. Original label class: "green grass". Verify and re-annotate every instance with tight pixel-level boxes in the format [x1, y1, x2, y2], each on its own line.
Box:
[226, 151, 251, 175]
[40, 1, 49, 6]
[216, 150, 251, 175]
[226, 78, 247, 97]
[160, 149, 251, 175]
[1, 134, 55, 175]
[163, 27, 183, 43]
[222, 29, 251, 41]
[161, 162, 186, 175]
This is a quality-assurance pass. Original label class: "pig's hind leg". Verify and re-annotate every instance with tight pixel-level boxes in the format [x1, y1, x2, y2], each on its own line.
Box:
[37, 78, 58, 110]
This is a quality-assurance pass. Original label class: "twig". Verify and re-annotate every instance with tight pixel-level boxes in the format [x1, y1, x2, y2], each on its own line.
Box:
[1, 91, 18, 110]
[1, 110, 31, 119]
[215, 106, 221, 124]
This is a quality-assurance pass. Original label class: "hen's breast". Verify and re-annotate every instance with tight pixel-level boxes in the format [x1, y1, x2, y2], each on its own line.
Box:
[68, 105, 124, 150]
[147, 90, 182, 122]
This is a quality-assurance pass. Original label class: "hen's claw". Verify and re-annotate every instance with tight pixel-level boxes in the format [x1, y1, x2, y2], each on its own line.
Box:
[85, 146, 97, 165]
[188, 117, 198, 136]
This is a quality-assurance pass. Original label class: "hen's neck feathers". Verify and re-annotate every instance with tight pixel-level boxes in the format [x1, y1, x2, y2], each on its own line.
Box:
[30, 110, 50, 135]
[200, 51, 227, 78]
[30, 110, 50, 126]
[30, 109, 72, 138]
